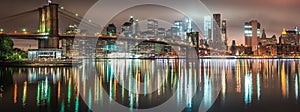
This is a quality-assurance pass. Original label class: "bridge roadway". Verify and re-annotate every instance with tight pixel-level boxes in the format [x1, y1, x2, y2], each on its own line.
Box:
[5, 33, 227, 53]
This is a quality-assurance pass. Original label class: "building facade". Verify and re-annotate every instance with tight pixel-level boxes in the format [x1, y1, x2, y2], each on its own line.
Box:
[222, 20, 228, 49]
[244, 20, 261, 54]
[147, 19, 159, 37]
[204, 16, 212, 42]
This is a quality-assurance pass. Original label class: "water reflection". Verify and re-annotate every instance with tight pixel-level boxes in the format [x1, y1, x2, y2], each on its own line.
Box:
[0, 59, 300, 111]
[84, 59, 216, 111]
[0, 67, 89, 111]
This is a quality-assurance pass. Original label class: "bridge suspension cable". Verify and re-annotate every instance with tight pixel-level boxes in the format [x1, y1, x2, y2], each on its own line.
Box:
[58, 9, 102, 29]
[0, 9, 39, 23]
[58, 11, 103, 32]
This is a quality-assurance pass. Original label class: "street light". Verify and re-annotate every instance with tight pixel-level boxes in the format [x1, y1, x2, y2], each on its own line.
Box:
[22, 28, 28, 34]
[0, 28, 3, 34]
[22, 28, 27, 32]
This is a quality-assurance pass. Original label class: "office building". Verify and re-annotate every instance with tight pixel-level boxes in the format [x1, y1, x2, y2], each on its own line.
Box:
[171, 27, 179, 38]
[133, 19, 141, 37]
[222, 20, 228, 49]
[213, 14, 221, 27]
[185, 18, 193, 33]
[121, 16, 137, 38]
[174, 20, 184, 39]
[212, 14, 224, 49]
[147, 19, 159, 37]
[121, 22, 133, 37]
[204, 16, 212, 41]
[244, 20, 261, 53]
[279, 27, 299, 45]
[157, 28, 166, 37]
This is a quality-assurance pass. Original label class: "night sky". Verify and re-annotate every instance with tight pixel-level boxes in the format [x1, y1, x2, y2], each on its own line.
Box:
[0, 0, 299, 50]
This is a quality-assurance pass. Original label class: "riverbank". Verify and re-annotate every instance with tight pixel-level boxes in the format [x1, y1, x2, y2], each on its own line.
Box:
[0, 60, 82, 67]
[1, 56, 300, 67]
[93, 56, 300, 59]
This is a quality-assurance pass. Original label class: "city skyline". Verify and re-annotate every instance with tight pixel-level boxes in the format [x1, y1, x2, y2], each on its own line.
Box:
[1, 1, 300, 111]
[0, 0, 300, 49]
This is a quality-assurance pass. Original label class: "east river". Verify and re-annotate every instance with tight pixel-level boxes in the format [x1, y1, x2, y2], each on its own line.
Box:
[1, 59, 300, 111]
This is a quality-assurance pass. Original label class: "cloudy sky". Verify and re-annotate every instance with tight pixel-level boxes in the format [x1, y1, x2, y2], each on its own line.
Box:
[0, 0, 299, 50]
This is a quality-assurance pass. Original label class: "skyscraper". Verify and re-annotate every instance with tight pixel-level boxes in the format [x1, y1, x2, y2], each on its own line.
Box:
[121, 16, 135, 38]
[171, 26, 179, 38]
[212, 13, 223, 49]
[222, 20, 228, 49]
[147, 19, 158, 37]
[213, 14, 221, 27]
[279, 27, 299, 45]
[204, 16, 212, 41]
[244, 20, 261, 53]
[133, 19, 140, 37]
[157, 28, 166, 37]
[185, 18, 193, 33]
[185, 18, 193, 42]
[174, 20, 184, 39]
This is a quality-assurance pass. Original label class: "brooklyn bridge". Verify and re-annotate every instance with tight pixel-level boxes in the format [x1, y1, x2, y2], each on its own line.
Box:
[0, 3, 229, 59]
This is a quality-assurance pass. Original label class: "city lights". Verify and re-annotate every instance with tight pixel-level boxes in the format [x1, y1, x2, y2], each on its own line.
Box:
[22, 28, 26, 32]
[1, 1, 300, 112]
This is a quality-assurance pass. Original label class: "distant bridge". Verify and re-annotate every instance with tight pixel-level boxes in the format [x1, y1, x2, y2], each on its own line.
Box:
[0, 3, 229, 57]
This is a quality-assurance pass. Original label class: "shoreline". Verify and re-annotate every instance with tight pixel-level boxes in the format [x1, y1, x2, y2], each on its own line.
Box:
[1, 56, 300, 67]
[0, 60, 81, 67]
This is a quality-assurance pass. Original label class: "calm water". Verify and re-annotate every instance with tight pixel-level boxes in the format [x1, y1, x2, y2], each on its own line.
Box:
[0, 59, 300, 112]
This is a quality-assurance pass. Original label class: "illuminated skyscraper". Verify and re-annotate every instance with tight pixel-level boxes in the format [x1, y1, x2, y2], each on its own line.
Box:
[185, 18, 193, 33]
[133, 19, 140, 37]
[244, 20, 261, 53]
[279, 27, 299, 45]
[147, 19, 158, 36]
[222, 20, 228, 49]
[184, 18, 193, 42]
[121, 16, 135, 38]
[204, 16, 212, 41]
[174, 20, 184, 39]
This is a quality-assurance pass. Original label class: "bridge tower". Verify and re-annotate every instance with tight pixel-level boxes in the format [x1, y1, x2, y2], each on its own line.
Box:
[38, 3, 59, 49]
[186, 32, 200, 58]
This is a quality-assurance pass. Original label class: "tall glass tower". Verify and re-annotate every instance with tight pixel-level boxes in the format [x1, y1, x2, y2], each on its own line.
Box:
[204, 16, 212, 41]
[174, 20, 184, 40]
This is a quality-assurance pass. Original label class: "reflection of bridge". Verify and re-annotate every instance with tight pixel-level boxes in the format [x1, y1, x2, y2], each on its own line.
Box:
[0, 3, 229, 58]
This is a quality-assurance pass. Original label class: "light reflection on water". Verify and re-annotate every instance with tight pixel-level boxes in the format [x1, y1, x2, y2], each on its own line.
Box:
[0, 59, 300, 111]
[81, 59, 221, 111]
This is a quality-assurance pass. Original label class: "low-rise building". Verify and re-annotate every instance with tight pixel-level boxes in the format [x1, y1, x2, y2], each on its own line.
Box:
[257, 44, 277, 56]
[236, 45, 252, 55]
[28, 49, 62, 60]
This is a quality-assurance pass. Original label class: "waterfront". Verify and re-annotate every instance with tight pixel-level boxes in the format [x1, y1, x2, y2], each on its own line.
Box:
[0, 59, 300, 111]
